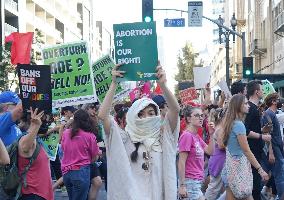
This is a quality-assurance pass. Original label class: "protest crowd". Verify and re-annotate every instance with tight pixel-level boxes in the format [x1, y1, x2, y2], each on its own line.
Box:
[1, 30, 284, 200]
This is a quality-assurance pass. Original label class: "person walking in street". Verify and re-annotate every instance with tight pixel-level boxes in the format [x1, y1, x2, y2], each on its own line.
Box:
[0, 91, 23, 146]
[82, 103, 106, 200]
[18, 108, 54, 200]
[178, 106, 215, 200]
[61, 109, 100, 200]
[222, 94, 269, 199]
[245, 80, 271, 199]
[205, 108, 226, 200]
[98, 63, 180, 200]
[261, 93, 284, 198]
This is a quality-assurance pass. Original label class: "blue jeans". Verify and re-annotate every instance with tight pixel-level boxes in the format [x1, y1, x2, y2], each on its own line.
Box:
[262, 148, 284, 198]
[63, 165, 90, 200]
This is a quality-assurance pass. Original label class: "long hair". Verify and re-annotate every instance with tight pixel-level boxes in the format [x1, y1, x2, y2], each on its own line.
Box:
[71, 109, 96, 139]
[222, 94, 246, 146]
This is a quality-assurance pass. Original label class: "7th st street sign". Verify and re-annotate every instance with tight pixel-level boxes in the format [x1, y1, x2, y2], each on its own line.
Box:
[164, 18, 185, 27]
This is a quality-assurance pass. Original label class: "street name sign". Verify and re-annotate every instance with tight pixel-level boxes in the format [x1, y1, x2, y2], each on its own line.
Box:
[188, 1, 203, 27]
[164, 18, 185, 27]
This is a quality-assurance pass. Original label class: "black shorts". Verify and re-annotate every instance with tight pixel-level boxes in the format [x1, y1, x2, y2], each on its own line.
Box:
[90, 163, 101, 180]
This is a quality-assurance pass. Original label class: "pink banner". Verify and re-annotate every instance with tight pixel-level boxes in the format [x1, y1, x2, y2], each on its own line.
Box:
[179, 87, 198, 105]
[129, 88, 141, 102]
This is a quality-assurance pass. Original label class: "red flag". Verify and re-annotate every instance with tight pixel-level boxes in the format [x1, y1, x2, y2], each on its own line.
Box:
[154, 84, 163, 95]
[5, 32, 34, 65]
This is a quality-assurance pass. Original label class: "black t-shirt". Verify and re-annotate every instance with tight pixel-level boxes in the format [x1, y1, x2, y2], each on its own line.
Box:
[245, 101, 264, 157]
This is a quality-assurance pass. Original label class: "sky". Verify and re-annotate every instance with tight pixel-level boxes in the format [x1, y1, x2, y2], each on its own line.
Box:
[94, 0, 215, 92]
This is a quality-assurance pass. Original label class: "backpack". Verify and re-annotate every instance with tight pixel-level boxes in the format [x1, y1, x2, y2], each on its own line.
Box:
[0, 139, 40, 199]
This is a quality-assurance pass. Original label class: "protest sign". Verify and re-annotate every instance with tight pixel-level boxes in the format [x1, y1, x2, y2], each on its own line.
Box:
[262, 79, 276, 99]
[113, 22, 158, 81]
[92, 55, 123, 102]
[39, 132, 60, 161]
[18, 64, 52, 113]
[129, 88, 141, 102]
[193, 66, 211, 89]
[42, 41, 97, 108]
[179, 87, 198, 105]
[218, 80, 232, 98]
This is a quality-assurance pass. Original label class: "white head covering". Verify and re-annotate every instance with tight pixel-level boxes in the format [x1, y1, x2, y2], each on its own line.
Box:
[125, 97, 162, 152]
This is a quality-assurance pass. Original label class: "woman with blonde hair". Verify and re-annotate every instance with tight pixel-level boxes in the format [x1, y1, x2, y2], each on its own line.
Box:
[221, 94, 269, 199]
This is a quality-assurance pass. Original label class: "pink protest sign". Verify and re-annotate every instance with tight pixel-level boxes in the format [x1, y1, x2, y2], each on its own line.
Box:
[179, 87, 198, 105]
[129, 88, 141, 102]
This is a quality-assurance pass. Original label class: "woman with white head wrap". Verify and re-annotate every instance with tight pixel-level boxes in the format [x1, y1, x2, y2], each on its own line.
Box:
[98, 63, 180, 200]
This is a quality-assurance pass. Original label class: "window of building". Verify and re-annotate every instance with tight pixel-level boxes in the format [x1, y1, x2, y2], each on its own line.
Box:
[262, 20, 265, 40]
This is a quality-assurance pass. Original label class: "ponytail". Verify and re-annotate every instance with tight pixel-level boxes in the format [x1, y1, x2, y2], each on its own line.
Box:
[130, 142, 141, 162]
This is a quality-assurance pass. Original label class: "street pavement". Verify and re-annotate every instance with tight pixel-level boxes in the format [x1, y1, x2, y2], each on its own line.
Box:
[54, 183, 107, 200]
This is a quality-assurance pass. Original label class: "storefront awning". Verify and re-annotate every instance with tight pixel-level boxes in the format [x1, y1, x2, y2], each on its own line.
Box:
[273, 80, 284, 89]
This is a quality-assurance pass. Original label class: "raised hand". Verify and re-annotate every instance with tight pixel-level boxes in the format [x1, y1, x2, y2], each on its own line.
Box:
[29, 108, 44, 127]
[156, 64, 167, 85]
[112, 63, 125, 83]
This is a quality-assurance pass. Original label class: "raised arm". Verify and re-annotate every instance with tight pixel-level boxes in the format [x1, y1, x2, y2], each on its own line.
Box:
[19, 108, 44, 157]
[157, 65, 180, 132]
[98, 64, 124, 135]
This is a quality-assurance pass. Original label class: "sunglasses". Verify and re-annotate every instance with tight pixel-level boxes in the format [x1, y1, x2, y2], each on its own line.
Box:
[192, 114, 204, 118]
[142, 151, 150, 171]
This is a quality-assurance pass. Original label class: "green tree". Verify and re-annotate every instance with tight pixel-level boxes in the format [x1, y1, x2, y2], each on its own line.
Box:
[0, 29, 44, 91]
[174, 42, 197, 96]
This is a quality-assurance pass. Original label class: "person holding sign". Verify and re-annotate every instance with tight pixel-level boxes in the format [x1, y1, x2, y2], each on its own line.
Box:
[98, 63, 180, 200]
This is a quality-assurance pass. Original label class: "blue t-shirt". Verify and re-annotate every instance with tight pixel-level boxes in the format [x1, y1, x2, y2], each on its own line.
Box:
[0, 112, 22, 146]
[227, 120, 246, 157]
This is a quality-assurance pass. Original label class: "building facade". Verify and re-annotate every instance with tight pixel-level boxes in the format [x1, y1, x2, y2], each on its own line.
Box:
[0, 0, 112, 63]
[247, 0, 284, 94]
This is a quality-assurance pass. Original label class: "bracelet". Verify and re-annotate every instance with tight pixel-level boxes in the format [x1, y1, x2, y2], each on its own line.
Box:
[180, 183, 186, 187]
[257, 167, 263, 173]
[259, 134, 262, 140]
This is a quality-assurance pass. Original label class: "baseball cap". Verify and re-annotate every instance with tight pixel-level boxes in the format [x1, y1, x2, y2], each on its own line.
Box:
[152, 95, 166, 108]
[0, 91, 20, 104]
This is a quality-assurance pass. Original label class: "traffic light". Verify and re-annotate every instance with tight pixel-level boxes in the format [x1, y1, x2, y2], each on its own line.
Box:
[142, 0, 153, 22]
[243, 57, 254, 80]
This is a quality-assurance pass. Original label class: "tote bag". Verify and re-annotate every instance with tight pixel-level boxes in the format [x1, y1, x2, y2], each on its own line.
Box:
[225, 150, 253, 199]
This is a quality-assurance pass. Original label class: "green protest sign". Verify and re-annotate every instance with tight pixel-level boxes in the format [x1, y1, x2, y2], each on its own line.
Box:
[39, 132, 60, 161]
[92, 55, 124, 102]
[113, 22, 158, 81]
[42, 41, 97, 108]
[262, 79, 276, 99]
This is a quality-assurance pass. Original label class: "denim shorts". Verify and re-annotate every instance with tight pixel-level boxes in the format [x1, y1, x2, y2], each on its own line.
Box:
[183, 178, 203, 200]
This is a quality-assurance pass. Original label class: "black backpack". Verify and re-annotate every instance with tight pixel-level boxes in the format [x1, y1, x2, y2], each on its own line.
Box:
[0, 139, 40, 199]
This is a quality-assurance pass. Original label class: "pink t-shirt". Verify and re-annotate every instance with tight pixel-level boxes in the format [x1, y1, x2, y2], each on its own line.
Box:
[178, 131, 206, 180]
[61, 129, 99, 175]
